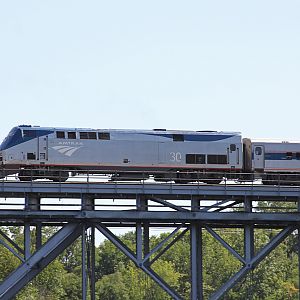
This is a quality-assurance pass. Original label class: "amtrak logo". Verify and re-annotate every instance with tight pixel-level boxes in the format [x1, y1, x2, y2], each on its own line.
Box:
[52, 145, 82, 157]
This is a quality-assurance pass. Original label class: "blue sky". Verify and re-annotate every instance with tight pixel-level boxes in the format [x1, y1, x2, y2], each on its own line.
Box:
[0, 0, 300, 142]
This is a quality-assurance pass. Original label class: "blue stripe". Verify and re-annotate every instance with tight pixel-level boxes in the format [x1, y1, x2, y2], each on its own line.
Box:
[265, 153, 300, 160]
[0, 127, 54, 150]
[144, 133, 235, 142]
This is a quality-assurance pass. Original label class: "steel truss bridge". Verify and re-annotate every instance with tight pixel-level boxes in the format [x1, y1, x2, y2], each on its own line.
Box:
[0, 177, 300, 299]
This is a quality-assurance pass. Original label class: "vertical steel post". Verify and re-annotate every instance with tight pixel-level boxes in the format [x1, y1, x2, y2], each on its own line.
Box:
[136, 195, 146, 264]
[24, 195, 41, 259]
[190, 197, 203, 300]
[24, 194, 42, 253]
[244, 197, 254, 262]
[24, 224, 31, 260]
[244, 196, 254, 298]
[82, 195, 95, 211]
[81, 195, 94, 300]
[141, 197, 150, 263]
[82, 225, 87, 300]
[90, 226, 96, 300]
[136, 223, 143, 263]
[36, 223, 42, 250]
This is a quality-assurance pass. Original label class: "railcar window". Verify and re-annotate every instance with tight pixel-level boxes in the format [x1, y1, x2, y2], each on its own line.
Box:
[56, 131, 65, 139]
[255, 147, 262, 155]
[98, 132, 110, 140]
[186, 154, 206, 164]
[296, 153, 300, 160]
[207, 155, 228, 164]
[286, 152, 293, 160]
[173, 134, 184, 142]
[23, 130, 37, 138]
[80, 132, 97, 140]
[68, 132, 76, 139]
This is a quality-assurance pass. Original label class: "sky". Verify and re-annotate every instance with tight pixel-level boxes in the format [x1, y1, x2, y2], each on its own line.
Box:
[0, 1, 300, 143]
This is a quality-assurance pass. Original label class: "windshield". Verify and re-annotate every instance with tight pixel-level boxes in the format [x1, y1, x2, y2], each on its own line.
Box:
[0, 127, 23, 150]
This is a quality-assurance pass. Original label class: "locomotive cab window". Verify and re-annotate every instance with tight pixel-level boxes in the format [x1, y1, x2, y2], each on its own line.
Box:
[98, 132, 110, 140]
[68, 132, 76, 139]
[23, 130, 37, 138]
[80, 132, 97, 140]
[173, 134, 184, 142]
[286, 152, 293, 160]
[56, 131, 65, 139]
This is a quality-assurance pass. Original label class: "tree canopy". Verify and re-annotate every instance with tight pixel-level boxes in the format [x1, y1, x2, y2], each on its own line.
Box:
[0, 225, 298, 299]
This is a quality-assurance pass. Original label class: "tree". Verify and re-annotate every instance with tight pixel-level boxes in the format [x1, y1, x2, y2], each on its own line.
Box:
[95, 261, 181, 300]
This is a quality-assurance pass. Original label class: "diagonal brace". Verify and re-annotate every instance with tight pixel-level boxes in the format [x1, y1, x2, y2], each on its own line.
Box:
[142, 226, 184, 264]
[0, 238, 25, 262]
[0, 223, 83, 300]
[205, 226, 246, 264]
[150, 197, 189, 212]
[209, 226, 294, 300]
[149, 228, 189, 266]
[0, 229, 24, 255]
[95, 223, 137, 263]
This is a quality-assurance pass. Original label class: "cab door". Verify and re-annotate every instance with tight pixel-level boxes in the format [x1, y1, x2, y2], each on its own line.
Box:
[38, 136, 48, 162]
[253, 145, 265, 170]
[228, 144, 239, 167]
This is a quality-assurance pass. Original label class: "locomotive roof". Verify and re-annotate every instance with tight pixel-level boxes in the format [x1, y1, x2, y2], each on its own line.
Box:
[18, 125, 241, 136]
[251, 138, 300, 144]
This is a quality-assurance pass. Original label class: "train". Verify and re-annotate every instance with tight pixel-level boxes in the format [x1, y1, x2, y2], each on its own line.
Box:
[1, 125, 300, 184]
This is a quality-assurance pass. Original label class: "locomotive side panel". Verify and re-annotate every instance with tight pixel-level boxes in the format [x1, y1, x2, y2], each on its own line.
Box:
[0, 125, 243, 181]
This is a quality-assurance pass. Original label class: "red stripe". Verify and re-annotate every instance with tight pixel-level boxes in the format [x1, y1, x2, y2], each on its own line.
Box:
[18, 162, 242, 172]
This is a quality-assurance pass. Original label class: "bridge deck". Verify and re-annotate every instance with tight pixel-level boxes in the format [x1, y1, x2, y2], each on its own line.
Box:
[1, 181, 300, 199]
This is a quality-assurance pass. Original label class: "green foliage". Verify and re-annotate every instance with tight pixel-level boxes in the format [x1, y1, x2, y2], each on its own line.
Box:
[95, 268, 130, 300]
[95, 231, 136, 279]
[60, 272, 82, 300]
[0, 247, 20, 281]
[96, 260, 181, 300]
[0, 225, 299, 299]
[16, 260, 67, 300]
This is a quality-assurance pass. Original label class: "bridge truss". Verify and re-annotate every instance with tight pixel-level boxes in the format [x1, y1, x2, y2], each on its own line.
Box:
[0, 179, 300, 299]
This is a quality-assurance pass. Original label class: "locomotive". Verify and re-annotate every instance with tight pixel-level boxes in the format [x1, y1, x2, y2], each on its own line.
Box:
[1, 125, 300, 184]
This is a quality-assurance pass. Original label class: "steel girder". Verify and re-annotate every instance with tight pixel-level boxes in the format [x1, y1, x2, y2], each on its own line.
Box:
[1, 182, 300, 299]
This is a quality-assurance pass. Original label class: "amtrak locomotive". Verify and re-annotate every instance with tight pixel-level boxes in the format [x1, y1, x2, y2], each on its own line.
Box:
[0, 125, 300, 184]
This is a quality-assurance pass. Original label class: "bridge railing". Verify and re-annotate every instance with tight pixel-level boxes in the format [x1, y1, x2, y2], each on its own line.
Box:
[1, 167, 300, 186]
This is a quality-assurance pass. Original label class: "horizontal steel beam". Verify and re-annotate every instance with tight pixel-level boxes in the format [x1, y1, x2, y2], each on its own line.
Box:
[1, 182, 300, 199]
[0, 210, 300, 224]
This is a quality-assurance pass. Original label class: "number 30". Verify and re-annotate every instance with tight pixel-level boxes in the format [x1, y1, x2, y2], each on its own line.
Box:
[170, 152, 182, 162]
